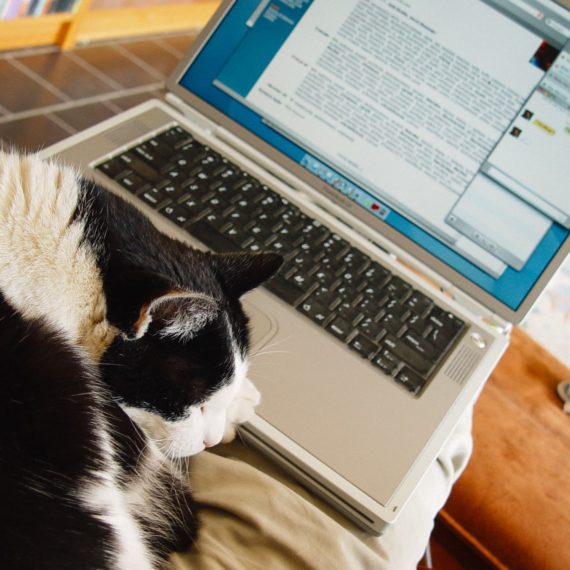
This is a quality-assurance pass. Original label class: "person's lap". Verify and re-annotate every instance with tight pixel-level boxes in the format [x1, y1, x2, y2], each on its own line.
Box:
[170, 408, 473, 570]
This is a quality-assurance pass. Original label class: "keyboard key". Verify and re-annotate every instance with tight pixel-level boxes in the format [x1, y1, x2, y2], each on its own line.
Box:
[378, 312, 405, 335]
[301, 222, 330, 244]
[137, 187, 167, 208]
[159, 182, 188, 201]
[326, 316, 353, 341]
[156, 125, 193, 149]
[221, 223, 247, 245]
[264, 276, 307, 305]
[321, 234, 350, 258]
[395, 366, 425, 395]
[406, 313, 431, 336]
[426, 325, 459, 352]
[311, 284, 338, 308]
[284, 268, 311, 289]
[428, 307, 464, 334]
[362, 262, 391, 285]
[97, 157, 130, 180]
[426, 307, 465, 350]
[385, 276, 412, 301]
[147, 137, 176, 159]
[340, 248, 371, 274]
[384, 298, 410, 320]
[355, 297, 384, 319]
[401, 331, 441, 362]
[200, 211, 226, 229]
[373, 350, 400, 375]
[406, 291, 433, 315]
[119, 152, 163, 184]
[133, 143, 162, 166]
[297, 298, 328, 325]
[188, 220, 238, 252]
[350, 334, 378, 359]
[382, 335, 433, 376]
[117, 173, 149, 194]
[356, 316, 385, 341]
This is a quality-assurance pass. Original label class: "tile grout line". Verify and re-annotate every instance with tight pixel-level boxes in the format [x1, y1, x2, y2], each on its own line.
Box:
[0, 82, 164, 125]
[0, 44, 59, 59]
[102, 99, 125, 114]
[154, 37, 186, 59]
[65, 50, 126, 92]
[112, 42, 166, 82]
[7, 57, 72, 103]
[45, 111, 78, 135]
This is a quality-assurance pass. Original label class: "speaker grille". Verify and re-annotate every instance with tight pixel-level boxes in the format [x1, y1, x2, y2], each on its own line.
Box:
[444, 345, 481, 386]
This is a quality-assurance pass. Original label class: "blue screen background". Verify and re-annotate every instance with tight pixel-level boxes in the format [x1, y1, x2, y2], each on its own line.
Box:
[178, 0, 569, 311]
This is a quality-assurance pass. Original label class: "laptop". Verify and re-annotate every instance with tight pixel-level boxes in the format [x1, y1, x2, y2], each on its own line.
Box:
[42, 0, 570, 534]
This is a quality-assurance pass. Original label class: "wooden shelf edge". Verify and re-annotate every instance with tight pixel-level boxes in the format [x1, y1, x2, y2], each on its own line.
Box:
[0, 13, 73, 51]
[76, 3, 220, 43]
[0, 1, 220, 51]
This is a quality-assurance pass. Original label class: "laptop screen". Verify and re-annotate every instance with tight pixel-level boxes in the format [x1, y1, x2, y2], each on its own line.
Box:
[177, 0, 570, 313]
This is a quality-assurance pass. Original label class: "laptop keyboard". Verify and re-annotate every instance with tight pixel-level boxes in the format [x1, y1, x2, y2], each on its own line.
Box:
[95, 124, 466, 396]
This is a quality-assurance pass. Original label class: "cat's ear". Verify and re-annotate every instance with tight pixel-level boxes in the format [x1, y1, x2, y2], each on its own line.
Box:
[212, 252, 283, 298]
[106, 269, 218, 340]
[141, 292, 219, 342]
[106, 268, 171, 338]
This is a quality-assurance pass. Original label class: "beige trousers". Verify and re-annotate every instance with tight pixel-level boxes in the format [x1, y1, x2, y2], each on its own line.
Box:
[170, 408, 473, 570]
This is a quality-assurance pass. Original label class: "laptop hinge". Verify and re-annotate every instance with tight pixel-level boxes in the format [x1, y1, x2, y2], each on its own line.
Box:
[213, 125, 511, 336]
[165, 93, 219, 134]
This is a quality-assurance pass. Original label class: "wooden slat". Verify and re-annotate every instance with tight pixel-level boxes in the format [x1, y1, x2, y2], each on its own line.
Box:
[0, 13, 73, 51]
[75, 2, 220, 43]
[60, 0, 94, 50]
[0, 1, 220, 51]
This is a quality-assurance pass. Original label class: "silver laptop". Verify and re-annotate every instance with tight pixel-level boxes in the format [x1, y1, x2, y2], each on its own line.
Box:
[43, 0, 570, 534]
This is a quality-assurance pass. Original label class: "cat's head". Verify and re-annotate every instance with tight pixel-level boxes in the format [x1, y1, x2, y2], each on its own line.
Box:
[100, 251, 282, 457]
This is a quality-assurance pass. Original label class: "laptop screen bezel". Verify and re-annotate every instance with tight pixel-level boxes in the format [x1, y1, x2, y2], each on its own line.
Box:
[165, 0, 570, 325]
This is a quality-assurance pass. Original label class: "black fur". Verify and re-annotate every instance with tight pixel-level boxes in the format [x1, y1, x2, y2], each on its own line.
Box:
[77, 180, 282, 419]
[0, 292, 117, 569]
[0, 160, 282, 570]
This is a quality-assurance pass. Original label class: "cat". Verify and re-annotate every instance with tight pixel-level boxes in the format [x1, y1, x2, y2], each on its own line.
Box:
[0, 150, 282, 569]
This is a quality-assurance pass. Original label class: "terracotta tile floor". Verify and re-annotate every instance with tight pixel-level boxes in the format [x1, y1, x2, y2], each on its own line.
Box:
[0, 31, 195, 151]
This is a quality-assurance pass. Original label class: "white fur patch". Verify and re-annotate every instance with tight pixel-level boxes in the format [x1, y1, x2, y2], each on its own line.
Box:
[0, 151, 117, 360]
[122, 345, 259, 458]
[74, 374, 159, 570]
[81, 427, 156, 570]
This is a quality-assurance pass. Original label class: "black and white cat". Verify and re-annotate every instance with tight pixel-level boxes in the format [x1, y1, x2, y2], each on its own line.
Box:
[0, 151, 282, 569]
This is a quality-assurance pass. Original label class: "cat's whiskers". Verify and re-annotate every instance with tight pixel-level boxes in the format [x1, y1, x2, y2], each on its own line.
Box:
[249, 334, 292, 359]
[250, 347, 293, 359]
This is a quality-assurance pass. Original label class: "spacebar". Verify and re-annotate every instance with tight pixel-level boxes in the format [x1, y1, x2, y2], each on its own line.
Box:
[187, 221, 238, 252]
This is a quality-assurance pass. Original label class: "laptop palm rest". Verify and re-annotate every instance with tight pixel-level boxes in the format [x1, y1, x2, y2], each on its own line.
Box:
[242, 291, 464, 506]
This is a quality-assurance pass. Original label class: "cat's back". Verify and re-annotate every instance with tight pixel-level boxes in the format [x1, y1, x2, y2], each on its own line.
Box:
[0, 151, 115, 359]
[0, 292, 118, 569]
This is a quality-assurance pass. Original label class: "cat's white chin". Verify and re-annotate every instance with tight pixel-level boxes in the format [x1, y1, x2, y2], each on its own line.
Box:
[122, 374, 261, 458]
